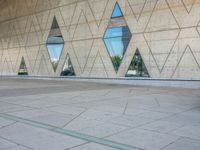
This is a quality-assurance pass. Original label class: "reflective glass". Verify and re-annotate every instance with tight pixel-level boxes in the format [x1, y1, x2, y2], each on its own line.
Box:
[18, 57, 28, 75]
[111, 3, 123, 18]
[60, 54, 75, 76]
[46, 17, 64, 72]
[126, 49, 149, 77]
[103, 26, 132, 71]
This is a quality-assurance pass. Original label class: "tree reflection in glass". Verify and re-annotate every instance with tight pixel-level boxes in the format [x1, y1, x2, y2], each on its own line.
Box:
[126, 49, 149, 77]
[103, 26, 132, 72]
[103, 2, 132, 72]
[60, 54, 75, 76]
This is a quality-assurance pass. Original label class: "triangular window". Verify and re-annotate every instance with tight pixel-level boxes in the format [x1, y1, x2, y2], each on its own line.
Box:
[46, 17, 64, 72]
[111, 3, 123, 18]
[60, 54, 75, 76]
[126, 49, 149, 77]
[18, 57, 28, 75]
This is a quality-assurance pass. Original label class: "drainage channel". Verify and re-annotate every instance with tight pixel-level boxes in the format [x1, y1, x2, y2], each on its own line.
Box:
[0, 113, 142, 150]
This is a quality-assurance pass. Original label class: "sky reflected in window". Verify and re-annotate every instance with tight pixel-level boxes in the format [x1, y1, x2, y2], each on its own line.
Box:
[46, 17, 64, 72]
[47, 44, 64, 62]
[112, 3, 123, 18]
[104, 26, 132, 58]
[103, 26, 132, 71]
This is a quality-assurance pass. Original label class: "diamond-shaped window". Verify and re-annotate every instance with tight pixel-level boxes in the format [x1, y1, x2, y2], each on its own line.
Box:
[103, 3, 132, 72]
[46, 17, 64, 72]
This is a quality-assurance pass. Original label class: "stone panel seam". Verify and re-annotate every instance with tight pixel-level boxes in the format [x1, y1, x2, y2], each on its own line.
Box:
[127, 0, 147, 22]
[143, 34, 161, 73]
[143, 0, 159, 32]
[188, 45, 200, 69]
[161, 30, 181, 72]
[171, 45, 190, 77]
[59, 3, 77, 32]
[37, 54, 50, 75]
[87, 0, 109, 27]
[0, 0, 86, 25]
[181, 0, 196, 13]
[165, 0, 181, 29]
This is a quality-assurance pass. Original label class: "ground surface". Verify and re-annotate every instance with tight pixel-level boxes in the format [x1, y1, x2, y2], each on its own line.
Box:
[0, 78, 200, 150]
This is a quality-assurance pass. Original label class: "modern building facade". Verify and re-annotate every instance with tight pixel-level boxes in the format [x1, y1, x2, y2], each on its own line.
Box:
[0, 0, 200, 79]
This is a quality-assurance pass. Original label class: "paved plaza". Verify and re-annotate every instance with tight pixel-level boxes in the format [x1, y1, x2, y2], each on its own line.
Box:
[0, 78, 200, 150]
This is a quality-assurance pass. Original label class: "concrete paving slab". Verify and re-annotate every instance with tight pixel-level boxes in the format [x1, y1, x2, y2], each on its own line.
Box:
[64, 117, 104, 131]
[0, 78, 199, 150]
[107, 128, 179, 150]
[0, 118, 15, 128]
[0, 123, 86, 150]
[78, 122, 128, 138]
[78, 109, 120, 122]
[139, 120, 184, 133]
[45, 105, 86, 116]
[171, 125, 200, 140]
[1, 145, 32, 150]
[0, 102, 32, 113]
[135, 111, 174, 120]
[0, 138, 17, 149]
[162, 138, 200, 150]
[108, 115, 154, 128]
[8, 109, 76, 127]
[68, 143, 118, 150]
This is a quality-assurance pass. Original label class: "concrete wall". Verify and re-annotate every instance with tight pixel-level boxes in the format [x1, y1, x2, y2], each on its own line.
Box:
[0, 0, 200, 79]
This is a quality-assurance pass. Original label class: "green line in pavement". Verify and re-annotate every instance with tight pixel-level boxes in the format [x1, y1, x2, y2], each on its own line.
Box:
[0, 113, 142, 150]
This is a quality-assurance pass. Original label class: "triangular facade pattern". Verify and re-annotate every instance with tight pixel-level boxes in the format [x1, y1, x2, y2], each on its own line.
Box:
[172, 46, 200, 78]
[181, 0, 196, 13]
[127, 0, 147, 21]
[89, 52, 108, 77]
[0, 0, 199, 79]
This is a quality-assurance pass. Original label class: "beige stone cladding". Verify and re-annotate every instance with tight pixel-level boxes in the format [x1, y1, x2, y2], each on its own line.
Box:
[0, 0, 200, 79]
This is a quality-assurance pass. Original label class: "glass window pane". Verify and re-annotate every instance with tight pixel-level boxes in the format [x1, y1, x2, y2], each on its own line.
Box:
[111, 3, 123, 18]
[18, 57, 28, 75]
[61, 54, 75, 76]
[103, 26, 132, 72]
[46, 44, 64, 62]
[46, 17, 64, 72]
[126, 49, 149, 77]
[104, 27, 123, 38]
[103, 2, 132, 72]
[104, 37, 124, 57]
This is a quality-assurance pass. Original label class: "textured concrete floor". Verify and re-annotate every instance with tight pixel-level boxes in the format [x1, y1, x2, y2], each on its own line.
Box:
[0, 78, 200, 150]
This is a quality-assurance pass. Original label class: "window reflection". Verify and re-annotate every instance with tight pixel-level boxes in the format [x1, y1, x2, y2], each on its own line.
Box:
[104, 26, 131, 55]
[46, 17, 64, 72]
[126, 49, 149, 77]
[111, 3, 123, 18]
[103, 26, 132, 71]
[103, 2, 132, 72]
[18, 57, 28, 75]
[60, 54, 75, 76]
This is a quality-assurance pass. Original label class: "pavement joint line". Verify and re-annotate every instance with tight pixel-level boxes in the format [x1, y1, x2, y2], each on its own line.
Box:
[62, 109, 88, 128]
[0, 113, 142, 150]
[0, 136, 34, 150]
